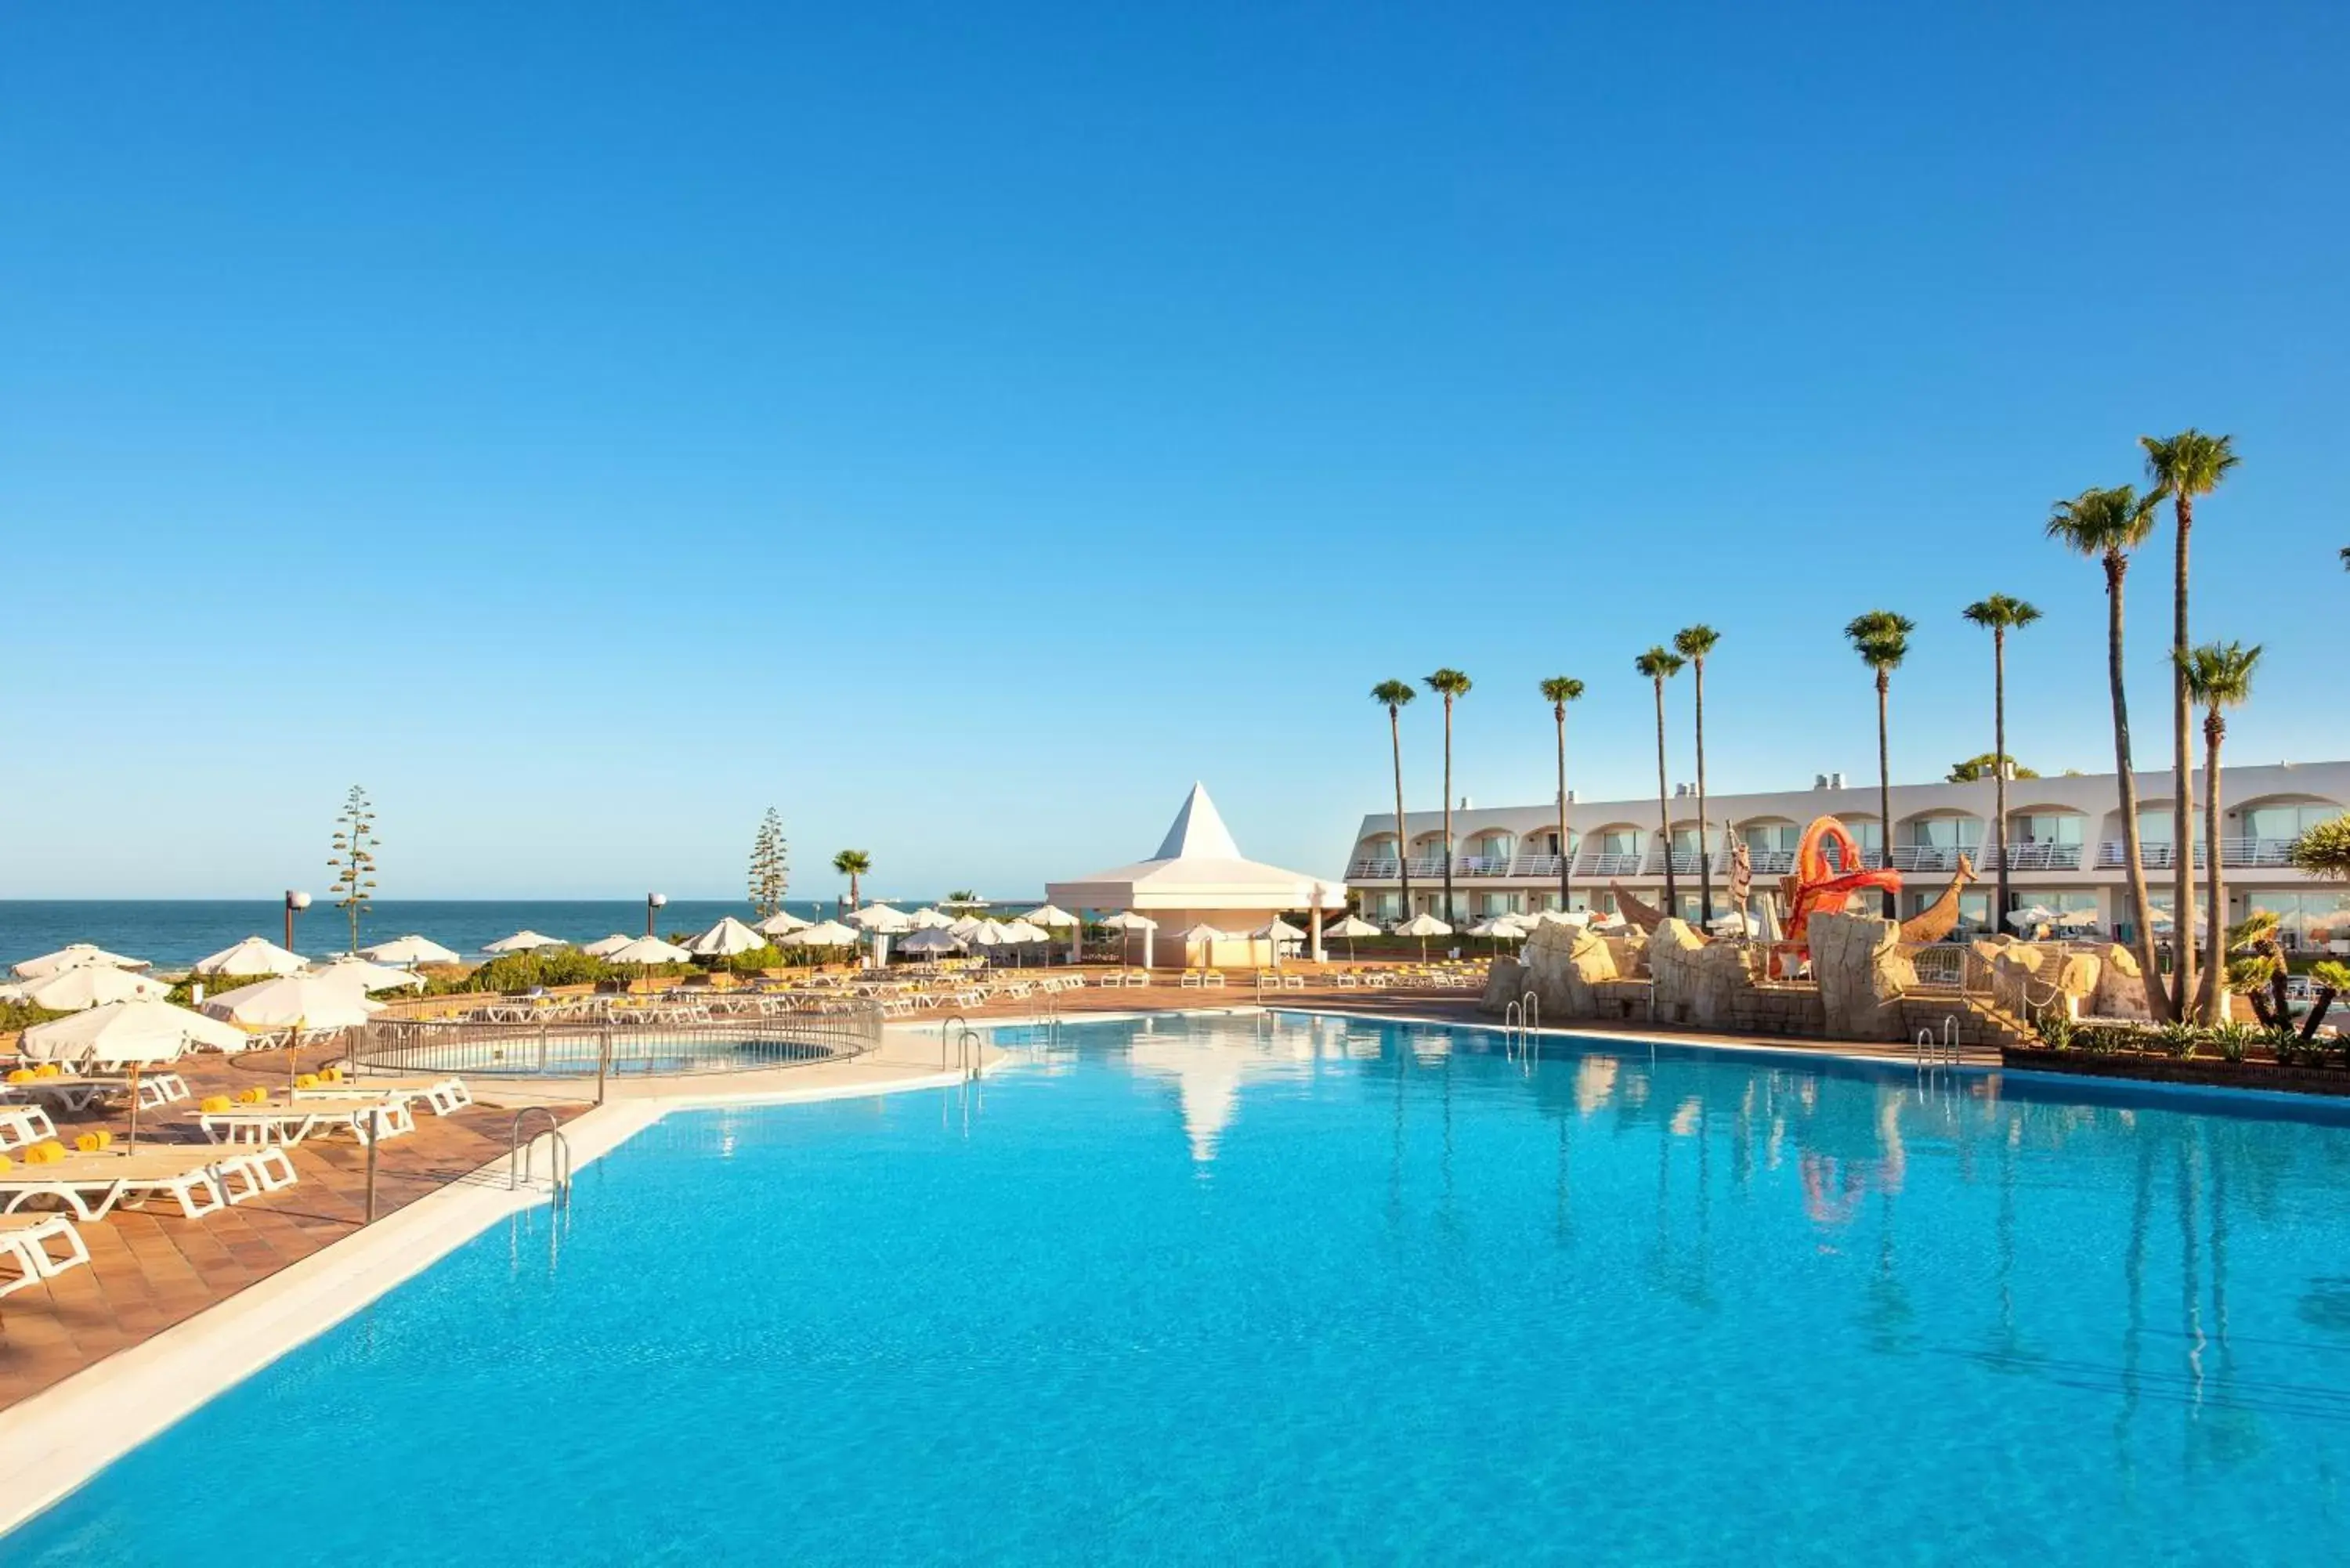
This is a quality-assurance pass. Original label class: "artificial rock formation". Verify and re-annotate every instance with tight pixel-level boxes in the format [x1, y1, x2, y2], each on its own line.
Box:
[1647, 918, 1758, 1030]
[1810, 910, 1917, 1041]
[2088, 942, 2149, 1020]
[1484, 920, 1624, 1019]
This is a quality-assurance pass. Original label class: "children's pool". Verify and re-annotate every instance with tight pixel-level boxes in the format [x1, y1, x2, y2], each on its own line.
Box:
[12, 1012, 2350, 1564]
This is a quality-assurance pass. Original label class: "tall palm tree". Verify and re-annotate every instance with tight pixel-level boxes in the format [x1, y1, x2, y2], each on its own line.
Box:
[2047, 485, 2167, 1015]
[1961, 594, 2041, 931]
[1673, 626, 1721, 926]
[1632, 647, 1686, 914]
[1423, 668, 1473, 927]
[2142, 428, 2240, 1018]
[1371, 681, 1418, 923]
[830, 849, 871, 912]
[2181, 640, 2261, 1023]
[1538, 677, 1585, 912]
[1843, 611, 1914, 918]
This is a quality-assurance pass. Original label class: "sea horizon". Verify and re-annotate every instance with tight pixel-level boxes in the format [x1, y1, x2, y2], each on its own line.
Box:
[0, 896, 1041, 971]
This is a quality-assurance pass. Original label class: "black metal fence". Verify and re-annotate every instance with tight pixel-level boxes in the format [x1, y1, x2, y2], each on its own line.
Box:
[345, 999, 884, 1079]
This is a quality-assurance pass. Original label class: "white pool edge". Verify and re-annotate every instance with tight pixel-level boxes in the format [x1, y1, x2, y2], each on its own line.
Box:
[0, 1057, 982, 1534]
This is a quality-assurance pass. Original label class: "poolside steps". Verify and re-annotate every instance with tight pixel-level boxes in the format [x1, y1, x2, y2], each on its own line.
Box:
[1896, 995, 2029, 1061]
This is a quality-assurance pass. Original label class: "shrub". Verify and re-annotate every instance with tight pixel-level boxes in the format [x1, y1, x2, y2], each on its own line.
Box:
[0, 999, 66, 1033]
[2156, 1020, 2202, 1061]
[2034, 1010, 2077, 1051]
[2211, 1021, 2256, 1064]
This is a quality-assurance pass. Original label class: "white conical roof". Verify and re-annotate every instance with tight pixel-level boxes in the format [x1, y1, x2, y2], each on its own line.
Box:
[1153, 782, 1242, 861]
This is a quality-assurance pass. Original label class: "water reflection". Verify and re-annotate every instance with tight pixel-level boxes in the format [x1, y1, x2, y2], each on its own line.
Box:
[1019, 1012, 2350, 1490]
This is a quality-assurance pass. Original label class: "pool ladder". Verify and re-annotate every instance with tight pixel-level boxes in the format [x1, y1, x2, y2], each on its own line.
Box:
[1503, 991, 1541, 1064]
[937, 1013, 983, 1079]
[1914, 1014, 1961, 1086]
[508, 1107, 573, 1210]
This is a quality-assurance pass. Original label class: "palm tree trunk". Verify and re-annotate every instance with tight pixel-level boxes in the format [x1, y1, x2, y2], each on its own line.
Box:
[1992, 627, 2009, 933]
[1440, 698, 1455, 929]
[1554, 707, 1571, 912]
[1390, 709, 1412, 925]
[1652, 677, 1676, 914]
[2106, 555, 2169, 1019]
[1694, 659, 1712, 927]
[2196, 714, 2225, 1024]
[2172, 493, 2196, 1019]
[1876, 670, 1896, 919]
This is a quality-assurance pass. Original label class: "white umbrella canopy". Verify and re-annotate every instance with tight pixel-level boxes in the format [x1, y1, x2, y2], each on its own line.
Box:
[1023, 904, 1079, 929]
[1325, 915, 1382, 938]
[11, 943, 150, 980]
[755, 909, 812, 938]
[898, 927, 964, 956]
[1466, 917, 1527, 939]
[2053, 907, 2102, 930]
[599, 936, 695, 965]
[997, 919, 1050, 944]
[308, 955, 427, 993]
[946, 916, 985, 938]
[685, 916, 768, 957]
[2006, 905, 2059, 930]
[580, 933, 638, 957]
[483, 930, 566, 954]
[848, 905, 911, 934]
[964, 923, 1010, 948]
[1101, 911, 1159, 931]
[1531, 909, 1591, 927]
[906, 907, 960, 930]
[1256, 917, 1307, 941]
[193, 936, 308, 977]
[20, 999, 251, 1064]
[1392, 913, 1453, 938]
[1179, 923, 1231, 944]
[200, 974, 385, 1030]
[786, 920, 861, 948]
[360, 934, 462, 966]
[9, 966, 172, 1010]
[1707, 910, 1755, 937]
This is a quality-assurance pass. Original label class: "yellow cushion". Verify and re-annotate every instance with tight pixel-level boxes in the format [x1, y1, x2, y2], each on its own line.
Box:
[26, 1142, 64, 1165]
[74, 1132, 103, 1153]
[33, 1064, 60, 1079]
[199, 1095, 233, 1113]
[237, 1086, 267, 1104]
[322, 1067, 343, 1082]
[0, 1154, 13, 1172]
[5, 1068, 31, 1084]
[295, 1073, 320, 1089]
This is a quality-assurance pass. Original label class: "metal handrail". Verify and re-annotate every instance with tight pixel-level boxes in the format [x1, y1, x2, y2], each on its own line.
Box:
[509, 1107, 573, 1209]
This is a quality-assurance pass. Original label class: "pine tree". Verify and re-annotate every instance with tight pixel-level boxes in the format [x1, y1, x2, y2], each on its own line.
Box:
[326, 786, 379, 953]
[747, 807, 790, 918]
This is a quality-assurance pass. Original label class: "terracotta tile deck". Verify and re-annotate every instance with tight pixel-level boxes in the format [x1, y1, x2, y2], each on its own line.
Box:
[0, 1044, 588, 1411]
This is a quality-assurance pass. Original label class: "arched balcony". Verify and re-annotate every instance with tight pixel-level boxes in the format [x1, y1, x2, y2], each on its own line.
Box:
[1995, 804, 2085, 872]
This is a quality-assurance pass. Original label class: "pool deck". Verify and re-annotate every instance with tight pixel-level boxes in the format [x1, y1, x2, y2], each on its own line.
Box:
[0, 980, 1963, 1530]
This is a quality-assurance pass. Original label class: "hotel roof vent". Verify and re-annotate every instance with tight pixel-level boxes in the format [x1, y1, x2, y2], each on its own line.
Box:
[1831, 771, 1848, 789]
[1814, 774, 1829, 789]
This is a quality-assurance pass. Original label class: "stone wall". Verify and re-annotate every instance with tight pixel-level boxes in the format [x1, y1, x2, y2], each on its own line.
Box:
[1811, 911, 1917, 1041]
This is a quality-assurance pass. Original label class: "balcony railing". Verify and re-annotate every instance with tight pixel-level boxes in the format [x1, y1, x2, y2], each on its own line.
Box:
[2095, 838, 2303, 869]
[1987, 842, 2084, 871]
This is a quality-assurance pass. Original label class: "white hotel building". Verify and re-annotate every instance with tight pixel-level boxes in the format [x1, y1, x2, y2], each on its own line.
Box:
[1343, 760, 2350, 947]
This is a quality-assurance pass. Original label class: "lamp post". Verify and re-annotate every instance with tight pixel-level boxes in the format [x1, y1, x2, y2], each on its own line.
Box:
[645, 892, 667, 938]
[284, 890, 311, 951]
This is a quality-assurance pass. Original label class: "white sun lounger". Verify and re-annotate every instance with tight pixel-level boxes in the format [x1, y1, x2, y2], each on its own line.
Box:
[296, 1074, 472, 1115]
[0, 1212, 91, 1299]
[0, 1144, 296, 1220]
[3, 1073, 189, 1115]
[0, 1105, 61, 1153]
[193, 1096, 416, 1148]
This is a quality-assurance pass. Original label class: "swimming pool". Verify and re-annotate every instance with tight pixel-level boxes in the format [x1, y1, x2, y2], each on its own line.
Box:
[12, 1012, 2350, 1563]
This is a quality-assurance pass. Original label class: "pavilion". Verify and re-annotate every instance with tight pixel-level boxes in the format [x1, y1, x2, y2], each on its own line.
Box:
[1046, 783, 1346, 969]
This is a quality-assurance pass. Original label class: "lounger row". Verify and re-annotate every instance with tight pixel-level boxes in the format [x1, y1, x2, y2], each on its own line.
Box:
[0, 1143, 298, 1221]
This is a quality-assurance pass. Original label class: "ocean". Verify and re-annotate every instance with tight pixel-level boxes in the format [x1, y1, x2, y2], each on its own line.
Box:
[0, 898, 988, 971]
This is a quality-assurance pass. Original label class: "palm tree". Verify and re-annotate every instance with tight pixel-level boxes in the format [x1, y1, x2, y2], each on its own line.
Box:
[2142, 428, 2240, 1019]
[1842, 611, 1914, 918]
[830, 849, 871, 912]
[1673, 626, 1721, 925]
[2047, 485, 2168, 1015]
[1961, 595, 2041, 931]
[1371, 681, 1418, 923]
[1423, 668, 1473, 927]
[2180, 640, 2261, 1023]
[1632, 647, 1686, 914]
[1538, 677, 1585, 912]
[2290, 815, 2350, 881]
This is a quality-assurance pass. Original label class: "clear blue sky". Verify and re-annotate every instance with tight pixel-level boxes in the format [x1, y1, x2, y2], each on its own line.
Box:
[5, 1, 2346, 899]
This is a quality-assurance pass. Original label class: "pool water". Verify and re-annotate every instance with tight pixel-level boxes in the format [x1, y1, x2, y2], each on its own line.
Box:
[13, 1013, 2350, 1564]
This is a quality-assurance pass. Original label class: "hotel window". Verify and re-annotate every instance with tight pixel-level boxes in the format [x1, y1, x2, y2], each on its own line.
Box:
[1824, 819, 1879, 871]
[2136, 811, 2174, 845]
[2243, 890, 2350, 945]
[1600, 829, 1642, 858]
[1742, 823, 1798, 854]
[1671, 827, 1703, 855]
[2246, 804, 2340, 840]
[2010, 814, 2084, 847]
[1907, 817, 1983, 848]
